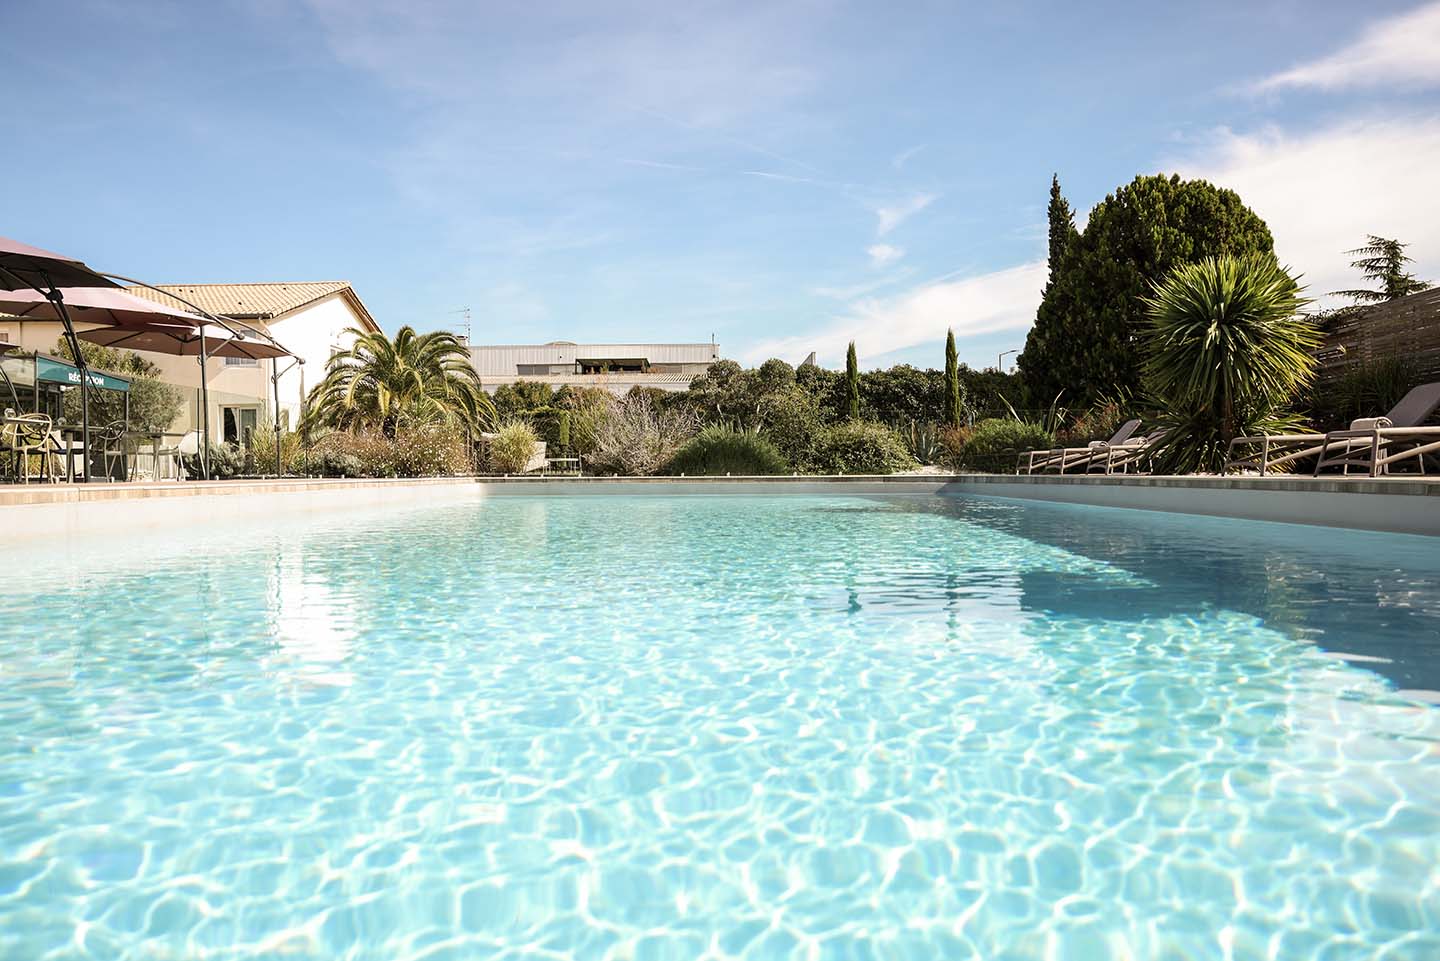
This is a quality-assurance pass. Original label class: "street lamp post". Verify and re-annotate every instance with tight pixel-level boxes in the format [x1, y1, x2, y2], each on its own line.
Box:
[998, 349, 1018, 372]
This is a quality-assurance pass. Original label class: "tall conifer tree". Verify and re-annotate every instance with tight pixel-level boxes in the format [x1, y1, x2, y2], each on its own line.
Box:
[944, 329, 964, 426]
[845, 342, 860, 420]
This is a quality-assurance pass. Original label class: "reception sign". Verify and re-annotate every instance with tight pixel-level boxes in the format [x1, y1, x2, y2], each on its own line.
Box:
[35, 355, 131, 392]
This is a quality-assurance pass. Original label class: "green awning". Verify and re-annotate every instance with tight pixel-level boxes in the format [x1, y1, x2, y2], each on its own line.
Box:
[35, 355, 131, 392]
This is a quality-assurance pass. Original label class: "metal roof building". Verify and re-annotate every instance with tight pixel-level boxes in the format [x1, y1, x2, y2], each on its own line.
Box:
[470, 340, 720, 394]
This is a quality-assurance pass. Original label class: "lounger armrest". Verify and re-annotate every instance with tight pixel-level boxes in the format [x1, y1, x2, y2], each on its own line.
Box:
[1374, 425, 1440, 436]
[1230, 433, 1326, 444]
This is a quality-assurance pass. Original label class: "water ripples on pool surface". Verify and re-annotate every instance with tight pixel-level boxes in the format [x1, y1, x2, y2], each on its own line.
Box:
[2, 493, 1439, 959]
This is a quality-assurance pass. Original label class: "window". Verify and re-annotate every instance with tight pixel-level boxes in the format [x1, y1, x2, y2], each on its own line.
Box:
[222, 406, 259, 447]
[223, 356, 258, 367]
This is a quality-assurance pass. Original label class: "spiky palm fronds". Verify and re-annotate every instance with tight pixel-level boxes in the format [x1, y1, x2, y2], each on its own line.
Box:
[1142, 255, 1316, 433]
[302, 326, 495, 436]
[1141, 254, 1318, 472]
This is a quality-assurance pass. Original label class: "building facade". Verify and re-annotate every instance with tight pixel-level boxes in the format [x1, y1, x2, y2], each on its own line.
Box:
[469, 341, 720, 395]
[2, 282, 380, 444]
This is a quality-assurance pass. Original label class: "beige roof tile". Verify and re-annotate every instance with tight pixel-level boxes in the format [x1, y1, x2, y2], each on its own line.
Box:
[125, 282, 352, 320]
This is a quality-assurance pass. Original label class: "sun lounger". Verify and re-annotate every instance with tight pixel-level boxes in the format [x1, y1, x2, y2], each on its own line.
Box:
[1227, 382, 1440, 475]
[1020, 419, 1143, 475]
[1098, 427, 1169, 475]
[1312, 382, 1440, 476]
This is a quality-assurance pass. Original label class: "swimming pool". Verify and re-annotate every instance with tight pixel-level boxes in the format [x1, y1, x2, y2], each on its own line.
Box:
[2, 493, 1438, 959]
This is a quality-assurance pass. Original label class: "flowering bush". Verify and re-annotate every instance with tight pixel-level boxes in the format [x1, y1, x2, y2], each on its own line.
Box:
[589, 392, 697, 475]
[304, 425, 471, 477]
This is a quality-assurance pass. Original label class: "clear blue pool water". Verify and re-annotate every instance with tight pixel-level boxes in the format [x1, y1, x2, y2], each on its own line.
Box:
[2, 493, 1439, 960]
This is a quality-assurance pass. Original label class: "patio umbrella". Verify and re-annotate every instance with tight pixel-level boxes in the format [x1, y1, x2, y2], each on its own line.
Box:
[97, 276, 294, 479]
[0, 236, 121, 481]
[80, 321, 292, 478]
[78, 320, 289, 360]
[0, 284, 292, 479]
[0, 285, 203, 327]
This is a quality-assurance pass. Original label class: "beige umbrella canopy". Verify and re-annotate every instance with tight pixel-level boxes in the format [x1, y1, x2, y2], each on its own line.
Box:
[0, 285, 201, 326]
[78, 320, 289, 360]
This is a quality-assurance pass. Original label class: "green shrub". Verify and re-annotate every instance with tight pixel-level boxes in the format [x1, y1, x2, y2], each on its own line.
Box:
[488, 420, 540, 474]
[938, 424, 972, 470]
[665, 426, 789, 475]
[1306, 354, 1420, 430]
[247, 425, 303, 474]
[954, 418, 1055, 473]
[181, 443, 246, 479]
[811, 421, 917, 474]
[764, 389, 827, 470]
[302, 449, 364, 478]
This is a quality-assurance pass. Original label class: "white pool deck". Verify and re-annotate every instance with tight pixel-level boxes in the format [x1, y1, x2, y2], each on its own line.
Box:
[1, 473, 1438, 540]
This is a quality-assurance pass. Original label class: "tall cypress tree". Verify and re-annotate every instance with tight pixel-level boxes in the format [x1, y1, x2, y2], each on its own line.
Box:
[944, 328, 963, 426]
[1046, 174, 1078, 288]
[845, 342, 860, 420]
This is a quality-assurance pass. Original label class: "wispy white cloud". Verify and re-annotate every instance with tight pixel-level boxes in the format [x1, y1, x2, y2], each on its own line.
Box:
[891, 144, 924, 169]
[744, 260, 1046, 366]
[619, 158, 709, 173]
[866, 243, 904, 267]
[1252, 2, 1440, 93]
[873, 192, 936, 236]
[742, 170, 826, 186]
[811, 267, 917, 301]
[1171, 113, 1440, 306]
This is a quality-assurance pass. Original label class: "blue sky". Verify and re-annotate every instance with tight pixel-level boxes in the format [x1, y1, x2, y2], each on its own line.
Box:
[8, 1, 1440, 370]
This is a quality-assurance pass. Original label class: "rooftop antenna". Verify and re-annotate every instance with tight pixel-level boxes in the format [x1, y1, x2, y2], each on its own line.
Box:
[448, 306, 472, 344]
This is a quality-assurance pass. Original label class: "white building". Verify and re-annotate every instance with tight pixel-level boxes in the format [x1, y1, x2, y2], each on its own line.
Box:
[470, 341, 720, 395]
[123, 281, 381, 440]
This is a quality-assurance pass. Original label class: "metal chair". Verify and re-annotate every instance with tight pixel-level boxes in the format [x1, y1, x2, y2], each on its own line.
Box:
[95, 421, 129, 481]
[2, 413, 58, 483]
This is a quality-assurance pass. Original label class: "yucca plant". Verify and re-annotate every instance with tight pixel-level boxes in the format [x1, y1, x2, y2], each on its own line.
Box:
[302, 326, 495, 437]
[1140, 254, 1319, 473]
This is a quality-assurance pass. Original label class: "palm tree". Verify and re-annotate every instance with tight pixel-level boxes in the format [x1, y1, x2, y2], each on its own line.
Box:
[302, 326, 495, 436]
[1141, 255, 1318, 473]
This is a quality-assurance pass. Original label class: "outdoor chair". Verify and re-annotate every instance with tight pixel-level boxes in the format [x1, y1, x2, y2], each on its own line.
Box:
[162, 430, 202, 480]
[1226, 382, 1440, 475]
[1099, 428, 1169, 475]
[1312, 382, 1440, 477]
[97, 421, 128, 481]
[1, 412, 58, 483]
[1019, 419, 1143, 475]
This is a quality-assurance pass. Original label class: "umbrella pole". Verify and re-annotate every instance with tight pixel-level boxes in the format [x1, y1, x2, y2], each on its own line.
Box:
[0, 267, 93, 482]
[47, 286, 90, 483]
[199, 325, 211, 481]
[273, 358, 282, 478]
